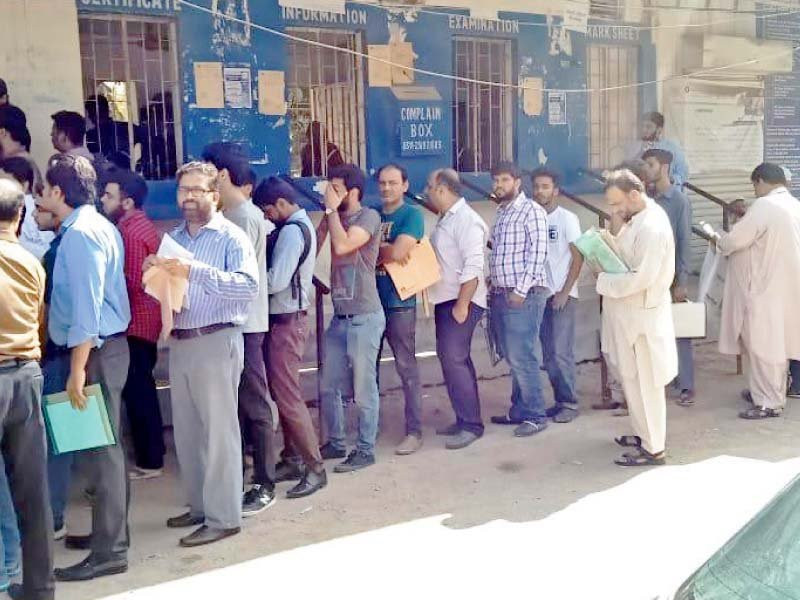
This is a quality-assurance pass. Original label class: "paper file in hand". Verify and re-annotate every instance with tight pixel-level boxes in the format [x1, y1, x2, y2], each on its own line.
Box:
[43, 384, 116, 455]
[143, 234, 193, 341]
[384, 237, 442, 301]
[574, 227, 629, 274]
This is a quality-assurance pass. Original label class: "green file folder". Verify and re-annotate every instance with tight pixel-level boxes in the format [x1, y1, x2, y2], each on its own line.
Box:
[573, 228, 630, 274]
[43, 384, 116, 455]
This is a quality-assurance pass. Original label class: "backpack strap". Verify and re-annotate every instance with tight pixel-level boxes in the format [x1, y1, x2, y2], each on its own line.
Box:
[285, 220, 312, 311]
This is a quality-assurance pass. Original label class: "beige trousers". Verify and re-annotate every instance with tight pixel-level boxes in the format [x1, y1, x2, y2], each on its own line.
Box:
[620, 336, 667, 455]
[747, 352, 788, 410]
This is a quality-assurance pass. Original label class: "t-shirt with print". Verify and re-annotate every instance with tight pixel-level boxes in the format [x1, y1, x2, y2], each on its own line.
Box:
[376, 202, 425, 310]
[545, 205, 582, 298]
[330, 207, 382, 315]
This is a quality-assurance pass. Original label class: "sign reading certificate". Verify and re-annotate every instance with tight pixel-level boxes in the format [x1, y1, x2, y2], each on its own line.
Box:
[223, 67, 253, 109]
[399, 102, 446, 156]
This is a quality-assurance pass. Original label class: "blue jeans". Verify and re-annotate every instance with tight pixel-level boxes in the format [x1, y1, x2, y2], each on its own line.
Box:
[0, 455, 21, 588]
[42, 347, 72, 532]
[541, 296, 578, 406]
[491, 288, 548, 423]
[321, 311, 386, 455]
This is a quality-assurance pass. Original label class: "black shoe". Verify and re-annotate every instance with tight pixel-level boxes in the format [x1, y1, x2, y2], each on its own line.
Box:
[54, 554, 128, 582]
[7, 584, 24, 599]
[65, 533, 92, 551]
[320, 443, 347, 460]
[514, 420, 549, 437]
[445, 430, 480, 450]
[287, 469, 327, 499]
[333, 450, 375, 473]
[435, 422, 461, 436]
[179, 525, 240, 548]
[166, 512, 205, 529]
[242, 484, 277, 517]
[545, 406, 561, 418]
[275, 460, 305, 483]
[552, 406, 579, 424]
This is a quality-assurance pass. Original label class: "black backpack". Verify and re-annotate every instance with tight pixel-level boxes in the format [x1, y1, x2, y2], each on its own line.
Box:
[266, 220, 312, 311]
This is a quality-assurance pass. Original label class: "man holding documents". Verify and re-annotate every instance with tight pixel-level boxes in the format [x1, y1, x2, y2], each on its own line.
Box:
[487, 162, 551, 438]
[203, 143, 277, 518]
[0, 178, 54, 600]
[716, 163, 800, 419]
[101, 168, 166, 480]
[375, 163, 425, 456]
[596, 169, 676, 467]
[38, 154, 132, 581]
[145, 161, 258, 547]
[643, 149, 695, 407]
[427, 169, 488, 450]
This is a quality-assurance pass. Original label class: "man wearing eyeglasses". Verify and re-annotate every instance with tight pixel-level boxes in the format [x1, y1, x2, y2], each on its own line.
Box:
[144, 161, 258, 548]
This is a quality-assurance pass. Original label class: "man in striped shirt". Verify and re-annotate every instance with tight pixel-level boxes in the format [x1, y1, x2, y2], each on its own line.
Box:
[487, 162, 550, 438]
[144, 161, 258, 548]
[100, 168, 165, 480]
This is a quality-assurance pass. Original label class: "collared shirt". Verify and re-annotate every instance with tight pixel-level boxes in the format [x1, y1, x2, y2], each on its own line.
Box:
[626, 138, 690, 186]
[171, 211, 259, 330]
[118, 209, 162, 344]
[49, 204, 131, 348]
[0, 231, 45, 361]
[223, 200, 272, 333]
[654, 184, 692, 287]
[19, 194, 55, 260]
[269, 209, 316, 315]
[489, 193, 549, 296]
[429, 198, 488, 309]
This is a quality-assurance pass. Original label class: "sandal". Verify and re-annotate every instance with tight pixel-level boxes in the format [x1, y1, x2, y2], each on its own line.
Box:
[676, 390, 695, 407]
[741, 389, 754, 405]
[614, 435, 641, 448]
[739, 406, 782, 420]
[614, 448, 665, 467]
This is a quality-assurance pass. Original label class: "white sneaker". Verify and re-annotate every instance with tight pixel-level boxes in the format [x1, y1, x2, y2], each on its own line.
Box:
[54, 525, 67, 541]
[128, 467, 164, 481]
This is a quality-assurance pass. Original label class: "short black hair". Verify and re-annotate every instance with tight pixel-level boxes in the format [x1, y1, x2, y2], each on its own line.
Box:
[85, 95, 111, 123]
[751, 162, 787, 186]
[201, 142, 251, 187]
[491, 161, 521, 179]
[0, 104, 28, 145]
[45, 153, 97, 208]
[530, 167, 560, 188]
[253, 176, 298, 208]
[644, 111, 664, 129]
[0, 156, 35, 192]
[105, 168, 148, 209]
[642, 148, 673, 167]
[0, 178, 24, 222]
[328, 163, 366, 201]
[243, 168, 258, 189]
[51, 111, 87, 147]
[377, 163, 408, 182]
[0, 78, 7, 99]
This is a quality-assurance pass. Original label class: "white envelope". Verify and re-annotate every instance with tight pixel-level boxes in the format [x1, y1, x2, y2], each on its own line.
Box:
[672, 301, 707, 339]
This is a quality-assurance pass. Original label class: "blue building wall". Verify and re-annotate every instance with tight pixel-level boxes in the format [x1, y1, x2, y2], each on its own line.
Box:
[76, 0, 653, 218]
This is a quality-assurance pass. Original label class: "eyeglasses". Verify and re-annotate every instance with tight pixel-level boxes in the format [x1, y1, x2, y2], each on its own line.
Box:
[178, 186, 213, 197]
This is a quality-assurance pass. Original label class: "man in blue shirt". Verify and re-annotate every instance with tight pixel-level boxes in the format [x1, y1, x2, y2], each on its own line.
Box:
[375, 164, 425, 455]
[626, 112, 690, 187]
[36, 153, 131, 582]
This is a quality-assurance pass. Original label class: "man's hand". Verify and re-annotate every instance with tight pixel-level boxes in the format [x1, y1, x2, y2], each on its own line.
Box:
[324, 184, 344, 212]
[552, 290, 570, 311]
[672, 285, 688, 303]
[143, 254, 160, 272]
[452, 301, 470, 324]
[66, 368, 88, 410]
[143, 256, 191, 279]
[508, 291, 526, 307]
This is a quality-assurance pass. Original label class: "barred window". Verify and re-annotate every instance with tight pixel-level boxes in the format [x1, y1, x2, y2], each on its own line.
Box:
[78, 16, 182, 180]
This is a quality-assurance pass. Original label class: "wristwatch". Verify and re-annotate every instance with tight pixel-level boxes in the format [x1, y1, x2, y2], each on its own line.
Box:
[325, 207, 335, 216]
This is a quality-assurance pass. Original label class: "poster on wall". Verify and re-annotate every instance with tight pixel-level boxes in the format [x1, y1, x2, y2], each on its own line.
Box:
[548, 91, 567, 125]
[765, 72, 800, 196]
[223, 67, 253, 109]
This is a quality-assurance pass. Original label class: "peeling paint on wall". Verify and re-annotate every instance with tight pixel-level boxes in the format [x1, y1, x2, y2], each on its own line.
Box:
[212, 0, 251, 47]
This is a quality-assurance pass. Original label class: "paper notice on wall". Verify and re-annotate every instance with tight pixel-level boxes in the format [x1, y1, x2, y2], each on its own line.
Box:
[562, 1, 589, 33]
[522, 77, 544, 116]
[193, 62, 224, 109]
[368, 45, 392, 88]
[278, 0, 345, 13]
[548, 91, 567, 124]
[258, 70, 286, 115]
[391, 42, 415, 85]
[223, 67, 253, 109]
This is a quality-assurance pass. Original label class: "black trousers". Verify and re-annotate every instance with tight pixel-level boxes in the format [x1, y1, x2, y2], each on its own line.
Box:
[122, 337, 165, 470]
[0, 360, 55, 600]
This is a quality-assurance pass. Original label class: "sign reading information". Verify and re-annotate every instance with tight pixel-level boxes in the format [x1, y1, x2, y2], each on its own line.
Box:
[399, 102, 446, 157]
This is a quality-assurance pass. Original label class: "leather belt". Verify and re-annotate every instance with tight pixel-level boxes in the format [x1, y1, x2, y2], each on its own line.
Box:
[171, 323, 235, 340]
[491, 286, 549, 295]
[335, 314, 356, 320]
[0, 358, 34, 370]
[270, 311, 308, 325]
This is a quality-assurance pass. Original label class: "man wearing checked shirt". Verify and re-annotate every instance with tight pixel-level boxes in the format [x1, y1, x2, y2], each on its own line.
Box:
[487, 161, 551, 438]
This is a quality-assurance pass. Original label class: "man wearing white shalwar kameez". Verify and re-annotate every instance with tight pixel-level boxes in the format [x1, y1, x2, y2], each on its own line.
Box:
[596, 170, 677, 466]
[716, 163, 800, 419]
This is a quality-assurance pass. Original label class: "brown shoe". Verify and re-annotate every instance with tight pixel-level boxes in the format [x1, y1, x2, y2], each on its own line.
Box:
[395, 434, 423, 456]
[179, 525, 240, 547]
